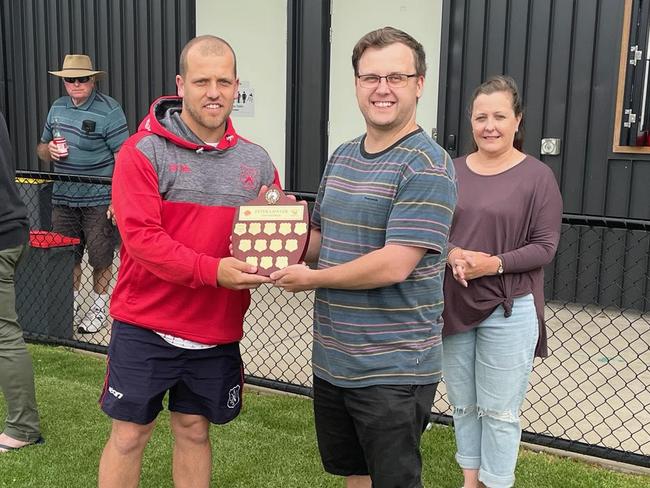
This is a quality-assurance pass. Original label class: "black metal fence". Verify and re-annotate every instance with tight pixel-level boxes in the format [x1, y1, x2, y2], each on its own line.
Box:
[14, 170, 650, 468]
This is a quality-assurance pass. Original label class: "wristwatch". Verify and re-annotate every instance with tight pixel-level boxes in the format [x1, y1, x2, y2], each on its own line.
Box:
[496, 257, 504, 275]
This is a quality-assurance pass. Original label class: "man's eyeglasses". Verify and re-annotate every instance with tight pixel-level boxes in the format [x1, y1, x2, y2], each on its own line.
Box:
[63, 76, 92, 84]
[357, 73, 418, 88]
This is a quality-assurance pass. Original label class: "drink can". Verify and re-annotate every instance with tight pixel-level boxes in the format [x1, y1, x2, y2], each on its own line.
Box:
[53, 136, 68, 158]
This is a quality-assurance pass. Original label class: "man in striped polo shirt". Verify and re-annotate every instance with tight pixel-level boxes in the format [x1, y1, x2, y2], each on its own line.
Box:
[272, 27, 457, 488]
[37, 54, 128, 334]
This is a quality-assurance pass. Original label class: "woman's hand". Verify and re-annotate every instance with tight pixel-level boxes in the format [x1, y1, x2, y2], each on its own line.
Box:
[448, 248, 470, 287]
[448, 248, 500, 285]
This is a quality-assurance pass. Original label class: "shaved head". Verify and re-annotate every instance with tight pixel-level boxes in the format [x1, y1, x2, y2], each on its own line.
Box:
[179, 35, 237, 78]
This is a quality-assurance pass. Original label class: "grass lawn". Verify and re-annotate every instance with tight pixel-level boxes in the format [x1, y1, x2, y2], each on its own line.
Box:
[0, 344, 647, 487]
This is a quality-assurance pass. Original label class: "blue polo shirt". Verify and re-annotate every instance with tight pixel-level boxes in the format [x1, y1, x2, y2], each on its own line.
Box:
[40, 89, 129, 207]
[311, 128, 457, 388]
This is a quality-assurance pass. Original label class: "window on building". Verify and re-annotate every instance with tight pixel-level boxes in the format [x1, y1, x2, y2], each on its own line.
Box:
[614, 0, 650, 152]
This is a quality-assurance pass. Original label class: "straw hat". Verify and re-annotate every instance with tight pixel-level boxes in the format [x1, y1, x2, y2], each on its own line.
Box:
[48, 54, 105, 78]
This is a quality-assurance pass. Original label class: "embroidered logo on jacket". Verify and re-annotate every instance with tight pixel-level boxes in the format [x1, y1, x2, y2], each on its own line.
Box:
[169, 163, 191, 173]
[227, 385, 241, 409]
[240, 164, 258, 190]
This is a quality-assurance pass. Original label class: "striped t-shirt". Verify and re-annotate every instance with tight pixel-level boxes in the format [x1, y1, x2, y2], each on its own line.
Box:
[40, 89, 129, 206]
[312, 128, 457, 388]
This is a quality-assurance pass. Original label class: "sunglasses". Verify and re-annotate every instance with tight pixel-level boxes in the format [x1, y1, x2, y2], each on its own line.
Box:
[63, 76, 92, 84]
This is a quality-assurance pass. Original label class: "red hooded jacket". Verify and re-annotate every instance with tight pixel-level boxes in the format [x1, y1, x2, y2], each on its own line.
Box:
[110, 96, 280, 344]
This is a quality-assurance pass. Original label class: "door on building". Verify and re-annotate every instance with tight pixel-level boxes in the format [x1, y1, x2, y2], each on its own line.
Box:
[195, 0, 288, 185]
[327, 0, 444, 155]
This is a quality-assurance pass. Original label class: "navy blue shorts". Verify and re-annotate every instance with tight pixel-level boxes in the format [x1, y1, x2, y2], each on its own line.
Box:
[100, 320, 244, 425]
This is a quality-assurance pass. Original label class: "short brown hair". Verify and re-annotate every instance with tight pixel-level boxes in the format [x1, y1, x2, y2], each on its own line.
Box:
[351, 27, 426, 77]
[179, 35, 237, 78]
[469, 75, 524, 150]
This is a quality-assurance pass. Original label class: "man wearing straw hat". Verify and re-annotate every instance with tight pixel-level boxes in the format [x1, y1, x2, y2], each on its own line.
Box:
[36, 54, 128, 334]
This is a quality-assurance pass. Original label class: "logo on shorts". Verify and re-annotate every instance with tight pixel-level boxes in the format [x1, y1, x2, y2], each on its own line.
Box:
[227, 385, 240, 409]
[108, 386, 124, 400]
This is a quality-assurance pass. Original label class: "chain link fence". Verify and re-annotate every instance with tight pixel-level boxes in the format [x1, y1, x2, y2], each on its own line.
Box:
[14, 170, 650, 468]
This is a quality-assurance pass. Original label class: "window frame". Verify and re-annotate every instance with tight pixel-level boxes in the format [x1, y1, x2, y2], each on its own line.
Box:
[613, 0, 650, 153]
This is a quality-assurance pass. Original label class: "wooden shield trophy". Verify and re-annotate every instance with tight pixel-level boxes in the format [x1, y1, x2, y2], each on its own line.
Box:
[231, 185, 309, 276]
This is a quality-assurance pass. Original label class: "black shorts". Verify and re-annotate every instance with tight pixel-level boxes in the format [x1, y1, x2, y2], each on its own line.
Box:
[313, 376, 437, 488]
[100, 320, 244, 425]
[52, 204, 115, 268]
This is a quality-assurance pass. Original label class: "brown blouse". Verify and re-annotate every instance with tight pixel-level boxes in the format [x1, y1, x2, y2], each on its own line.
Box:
[442, 154, 563, 357]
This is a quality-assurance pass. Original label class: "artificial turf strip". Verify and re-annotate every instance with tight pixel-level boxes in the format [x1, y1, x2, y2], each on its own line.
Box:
[0, 344, 647, 487]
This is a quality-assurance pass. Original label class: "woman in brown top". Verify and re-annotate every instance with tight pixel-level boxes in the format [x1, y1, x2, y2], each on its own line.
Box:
[442, 76, 562, 488]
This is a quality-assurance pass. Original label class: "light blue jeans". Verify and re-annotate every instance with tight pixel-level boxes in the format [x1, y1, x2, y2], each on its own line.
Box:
[442, 294, 538, 488]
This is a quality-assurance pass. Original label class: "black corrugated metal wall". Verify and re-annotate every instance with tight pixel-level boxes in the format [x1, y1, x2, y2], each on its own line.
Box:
[438, 0, 649, 310]
[439, 0, 649, 221]
[0, 0, 195, 170]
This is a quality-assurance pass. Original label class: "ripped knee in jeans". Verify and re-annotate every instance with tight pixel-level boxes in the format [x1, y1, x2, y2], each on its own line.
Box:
[451, 404, 476, 417]
[477, 406, 519, 423]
